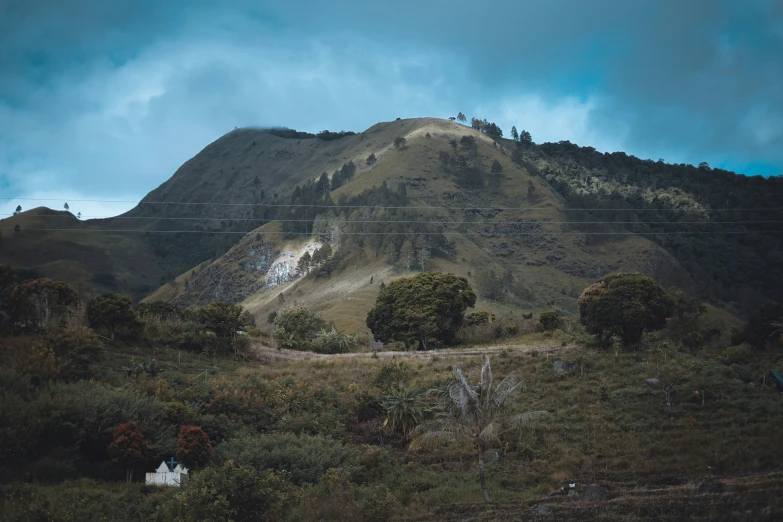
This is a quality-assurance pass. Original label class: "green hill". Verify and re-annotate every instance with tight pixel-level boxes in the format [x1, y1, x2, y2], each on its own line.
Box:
[3, 117, 782, 320]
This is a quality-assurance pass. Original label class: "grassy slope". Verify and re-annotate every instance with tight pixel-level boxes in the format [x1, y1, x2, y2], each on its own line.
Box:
[13, 330, 779, 520]
[159, 118, 693, 333]
[0, 208, 168, 300]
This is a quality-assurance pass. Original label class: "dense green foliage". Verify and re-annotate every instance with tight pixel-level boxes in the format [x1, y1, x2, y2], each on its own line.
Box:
[155, 460, 296, 521]
[5, 277, 79, 331]
[578, 273, 674, 345]
[273, 304, 327, 350]
[87, 293, 140, 340]
[262, 127, 356, 141]
[366, 272, 477, 349]
[511, 138, 783, 313]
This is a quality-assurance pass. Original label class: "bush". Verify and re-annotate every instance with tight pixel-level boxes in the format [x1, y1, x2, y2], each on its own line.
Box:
[211, 432, 363, 486]
[465, 310, 495, 326]
[538, 310, 560, 331]
[44, 327, 104, 382]
[155, 460, 296, 522]
[373, 361, 411, 392]
[314, 327, 359, 354]
[273, 304, 326, 350]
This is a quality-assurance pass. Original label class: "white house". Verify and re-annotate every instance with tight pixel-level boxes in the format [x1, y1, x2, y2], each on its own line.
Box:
[145, 460, 189, 487]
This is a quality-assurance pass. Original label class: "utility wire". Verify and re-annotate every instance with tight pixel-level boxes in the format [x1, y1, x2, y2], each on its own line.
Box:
[7, 227, 783, 236]
[3, 213, 783, 225]
[3, 197, 783, 212]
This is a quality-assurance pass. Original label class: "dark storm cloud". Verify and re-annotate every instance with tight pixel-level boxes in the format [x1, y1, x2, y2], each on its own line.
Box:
[1, 0, 781, 216]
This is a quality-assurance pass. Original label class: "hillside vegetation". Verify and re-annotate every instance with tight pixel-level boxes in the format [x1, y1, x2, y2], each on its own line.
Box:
[3, 117, 783, 322]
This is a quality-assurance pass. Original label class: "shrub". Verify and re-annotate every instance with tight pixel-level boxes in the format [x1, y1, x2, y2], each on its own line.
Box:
[465, 310, 495, 326]
[373, 361, 411, 392]
[43, 327, 104, 381]
[314, 327, 359, 354]
[273, 304, 326, 350]
[211, 432, 363, 486]
[383, 381, 424, 439]
[578, 273, 674, 346]
[538, 310, 560, 331]
[155, 460, 296, 521]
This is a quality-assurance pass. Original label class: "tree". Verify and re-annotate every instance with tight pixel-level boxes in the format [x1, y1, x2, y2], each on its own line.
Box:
[77, 212, 81, 219]
[511, 126, 519, 141]
[538, 310, 560, 331]
[366, 153, 377, 167]
[7, 278, 80, 331]
[667, 288, 706, 348]
[14, 205, 21, 215]
[448, 139, 458, 151]
[411, 356, 548, 502]
[176, 425, 212, 470]
[63, 202, 69, 211]
[108, 420, 147, 483]
[297, 251, 312, 276]
[384, 381, 424, 439]
[448, 116, 456, 121]
[438, 150, 451, 166]
[519, 130, 532, 143]
[87, 293, 140, 341]
[457, 112, 467, 123]
[577, 273, 674, 346]
[198, 302, 244, 353]
[491, 160, 503, 174]
[393, 136, 407, 150]
[366, 272, 477, 349]
[698, 161, 711, 170]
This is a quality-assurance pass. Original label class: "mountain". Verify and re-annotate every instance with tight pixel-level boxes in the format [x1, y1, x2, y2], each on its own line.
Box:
[3, 118, 782, 327]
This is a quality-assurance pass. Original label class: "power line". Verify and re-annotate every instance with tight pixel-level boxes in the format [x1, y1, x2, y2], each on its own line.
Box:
[7, 227, 783, 236]
[4, 197, 783, 212]
[3, 213, 783, 225]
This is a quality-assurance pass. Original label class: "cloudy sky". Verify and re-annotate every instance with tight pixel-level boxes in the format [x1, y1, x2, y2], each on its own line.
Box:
[2, 0, 782, 217]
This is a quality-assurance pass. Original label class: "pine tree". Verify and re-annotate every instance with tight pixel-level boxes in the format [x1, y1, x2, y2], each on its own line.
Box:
[296, 251, 312, 276]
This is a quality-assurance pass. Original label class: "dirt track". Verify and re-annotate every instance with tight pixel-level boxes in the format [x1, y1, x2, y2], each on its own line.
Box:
[250, 342, 575, 364]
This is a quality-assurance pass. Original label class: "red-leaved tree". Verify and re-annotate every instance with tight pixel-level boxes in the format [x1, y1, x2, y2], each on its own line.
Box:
[108, 420, 147, 483]
[176, 425, 212, 470]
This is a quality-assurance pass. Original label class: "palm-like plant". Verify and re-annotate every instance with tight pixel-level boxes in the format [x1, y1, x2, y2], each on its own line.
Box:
[411, 356, 548, 503]
[383, 380, 425, 440]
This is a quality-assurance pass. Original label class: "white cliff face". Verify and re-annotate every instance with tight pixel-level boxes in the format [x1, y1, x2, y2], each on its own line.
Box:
[264, 241, 322, 289]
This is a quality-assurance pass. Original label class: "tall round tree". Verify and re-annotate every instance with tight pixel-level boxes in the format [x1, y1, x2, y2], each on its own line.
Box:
[108, 420, 147, 483]
[87, 293, 140, 340]
[366, 272, 476, 349]
[177, 425, 212, 470]
[577, 272, 674, 346]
